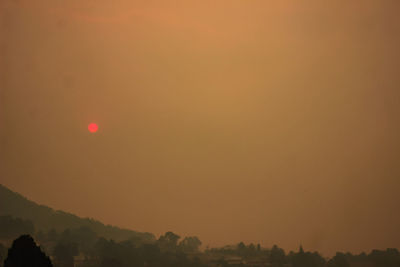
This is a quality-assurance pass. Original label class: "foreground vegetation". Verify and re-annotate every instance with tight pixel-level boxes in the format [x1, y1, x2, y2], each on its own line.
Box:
[1, 216, 400, 267]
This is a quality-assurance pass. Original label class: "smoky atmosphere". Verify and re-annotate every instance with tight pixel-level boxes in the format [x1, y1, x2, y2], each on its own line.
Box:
[1, 1, 400, 267]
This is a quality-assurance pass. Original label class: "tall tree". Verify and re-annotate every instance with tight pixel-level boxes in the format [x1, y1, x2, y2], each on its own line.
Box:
[4, 235, 52, 267]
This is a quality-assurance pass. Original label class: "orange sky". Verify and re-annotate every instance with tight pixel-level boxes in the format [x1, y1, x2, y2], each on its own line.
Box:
[1, 0, 400, 256]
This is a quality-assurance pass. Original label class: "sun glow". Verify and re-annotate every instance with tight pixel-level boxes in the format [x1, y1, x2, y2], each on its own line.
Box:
[88, 123, 98, 133]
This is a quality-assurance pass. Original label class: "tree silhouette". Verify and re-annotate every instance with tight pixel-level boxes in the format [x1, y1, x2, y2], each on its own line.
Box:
[292, 246, 325, 267]
[270, 245, 286, 267]
[238, 242, 246, 252]
[178, 236, 202, 253]
[4, 235, 52, 267]
[158, 232, 180, 252]
[368, 248, 400, 267]
[53, 241, 78, 267]
[327, 252, 350, 267]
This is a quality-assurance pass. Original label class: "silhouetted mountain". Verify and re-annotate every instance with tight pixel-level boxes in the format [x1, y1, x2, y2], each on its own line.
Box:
[0, 184, 154, 242]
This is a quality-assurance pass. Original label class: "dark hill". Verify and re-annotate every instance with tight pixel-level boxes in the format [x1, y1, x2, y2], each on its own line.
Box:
[0, 184, 154, 242]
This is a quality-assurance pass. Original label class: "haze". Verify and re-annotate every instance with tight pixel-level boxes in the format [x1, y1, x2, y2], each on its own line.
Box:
[1, 0, 400, 256]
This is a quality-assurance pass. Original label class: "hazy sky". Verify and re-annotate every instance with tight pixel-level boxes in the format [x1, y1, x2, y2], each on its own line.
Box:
[1, 0, 400, 256]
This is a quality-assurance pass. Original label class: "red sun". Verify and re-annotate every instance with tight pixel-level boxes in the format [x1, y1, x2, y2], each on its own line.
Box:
[88, 123, 98, 133]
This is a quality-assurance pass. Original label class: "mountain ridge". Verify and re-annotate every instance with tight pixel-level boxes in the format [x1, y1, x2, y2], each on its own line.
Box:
[0, 184, 155, 242]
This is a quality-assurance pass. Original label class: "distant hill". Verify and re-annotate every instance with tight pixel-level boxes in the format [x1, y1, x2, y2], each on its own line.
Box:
[0, 184, 155, 242]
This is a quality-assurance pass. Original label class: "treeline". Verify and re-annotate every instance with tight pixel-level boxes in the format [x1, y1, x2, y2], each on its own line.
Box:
[207, 242, 400, 267]
[2, 235, 400, 267]
[0, 233, 205, 267]
[1, 215, 400, 267]
[0, 216, 204, 267]
[36, 228, 203, 267]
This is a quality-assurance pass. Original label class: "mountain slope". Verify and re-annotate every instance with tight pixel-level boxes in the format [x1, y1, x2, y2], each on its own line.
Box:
[0, 184, 154, 242]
